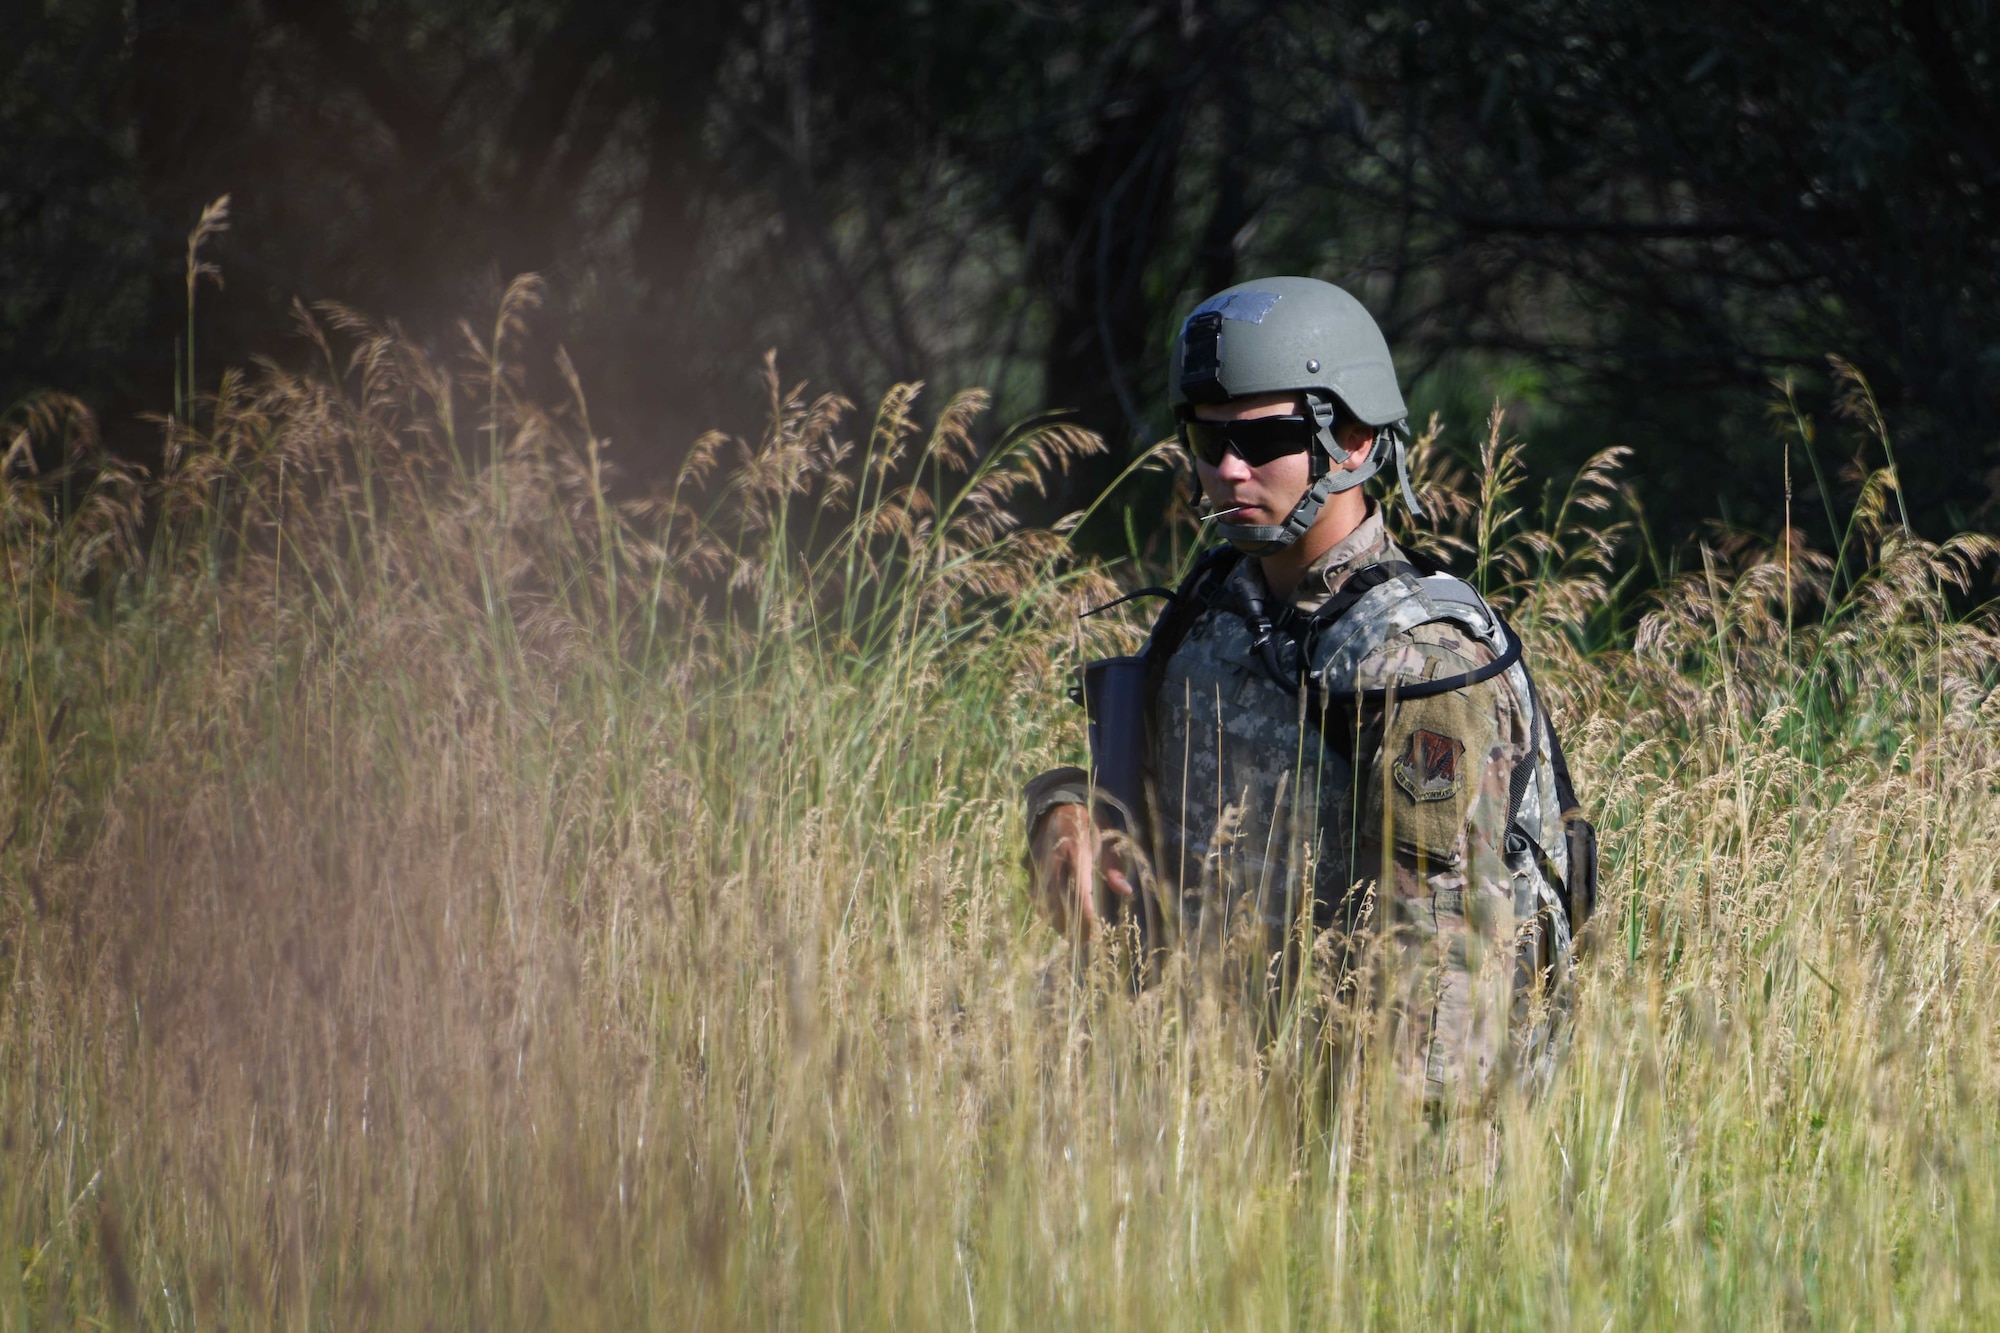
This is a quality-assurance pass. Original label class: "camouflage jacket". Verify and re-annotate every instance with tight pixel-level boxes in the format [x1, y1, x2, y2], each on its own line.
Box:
[1027, 505, 1576, 1101]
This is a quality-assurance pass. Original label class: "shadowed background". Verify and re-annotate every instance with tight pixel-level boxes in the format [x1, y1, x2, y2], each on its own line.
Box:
[6, 0, 1998, 545]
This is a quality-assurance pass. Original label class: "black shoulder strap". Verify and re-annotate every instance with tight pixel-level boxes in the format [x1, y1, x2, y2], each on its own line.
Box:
[1294, 561, 1523, 706]
[1516, 659, 1598, 927]
[1519, 661, 1581, 815]
[1105, 542, 1521, 720]
[1138, 543, 1240, 705]
[1276, 560, 1417, 639]
[1317, 616, 1523, 706]
[1397, 545, 1450, 577]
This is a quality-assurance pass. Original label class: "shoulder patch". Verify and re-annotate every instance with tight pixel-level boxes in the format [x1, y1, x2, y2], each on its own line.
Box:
[1393, 728, 1464, 803]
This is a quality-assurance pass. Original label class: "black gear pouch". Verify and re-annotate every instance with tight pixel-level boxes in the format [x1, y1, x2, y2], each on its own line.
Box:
[1078, 655, 1149, 837]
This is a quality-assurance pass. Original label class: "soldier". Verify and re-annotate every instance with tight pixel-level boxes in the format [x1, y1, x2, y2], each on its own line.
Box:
[1023, 276, 1594, 1110]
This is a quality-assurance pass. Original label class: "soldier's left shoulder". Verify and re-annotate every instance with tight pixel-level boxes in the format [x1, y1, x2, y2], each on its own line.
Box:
[1350, 617, 1498, 693]
[1363, 622, 1525, 854]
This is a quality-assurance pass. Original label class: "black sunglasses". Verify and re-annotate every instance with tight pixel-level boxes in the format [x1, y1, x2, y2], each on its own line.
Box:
[1178, 414, 1319, 468]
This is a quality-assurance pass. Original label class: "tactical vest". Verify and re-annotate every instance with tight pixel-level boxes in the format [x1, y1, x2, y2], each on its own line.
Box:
[1135, 544, 1596, 959]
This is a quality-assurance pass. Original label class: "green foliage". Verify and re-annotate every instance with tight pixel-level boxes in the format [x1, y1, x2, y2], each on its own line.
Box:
[3, 300, 1999, 1327]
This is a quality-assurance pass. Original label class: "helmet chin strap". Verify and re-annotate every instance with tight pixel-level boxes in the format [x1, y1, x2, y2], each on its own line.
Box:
[1390, 422, 1424, 520]
[1217, 399, 1397, 555]
[1216, 468, 1339, 555]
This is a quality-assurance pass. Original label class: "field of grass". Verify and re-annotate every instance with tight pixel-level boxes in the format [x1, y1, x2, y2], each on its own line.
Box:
[5, 281, 2000, 1329]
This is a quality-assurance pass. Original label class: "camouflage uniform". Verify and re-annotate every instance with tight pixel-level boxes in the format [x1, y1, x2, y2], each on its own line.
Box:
[1031, 504, 1571, 1107]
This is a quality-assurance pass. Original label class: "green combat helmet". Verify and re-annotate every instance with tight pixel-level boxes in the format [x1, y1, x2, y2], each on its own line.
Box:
[1169, 276, 1422, 554]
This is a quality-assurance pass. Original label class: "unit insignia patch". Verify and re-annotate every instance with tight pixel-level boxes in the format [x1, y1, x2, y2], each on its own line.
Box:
[1392, 728, 1464, 803]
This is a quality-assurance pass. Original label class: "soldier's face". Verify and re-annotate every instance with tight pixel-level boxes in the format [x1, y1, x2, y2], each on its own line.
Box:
[1191, 393, 1374, 526]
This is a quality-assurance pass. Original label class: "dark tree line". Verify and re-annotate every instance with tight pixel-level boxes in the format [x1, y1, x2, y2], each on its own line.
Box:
[5, 0, 1996, 543]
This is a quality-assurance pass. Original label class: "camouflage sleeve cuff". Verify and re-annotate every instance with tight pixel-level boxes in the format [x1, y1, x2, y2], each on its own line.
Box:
[1023, 767, 1091, 831]
[1024, 766, 1147, 833]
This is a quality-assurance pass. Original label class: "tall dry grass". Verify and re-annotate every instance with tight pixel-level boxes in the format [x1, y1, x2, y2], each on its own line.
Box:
[4, 278, 1999, 1329]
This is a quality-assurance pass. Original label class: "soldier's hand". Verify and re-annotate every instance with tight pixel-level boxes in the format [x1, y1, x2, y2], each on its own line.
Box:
[1029, 803, 1132, 939]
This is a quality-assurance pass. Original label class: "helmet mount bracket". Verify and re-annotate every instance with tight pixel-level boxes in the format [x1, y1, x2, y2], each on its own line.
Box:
[1178, 312, 1229, 405]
